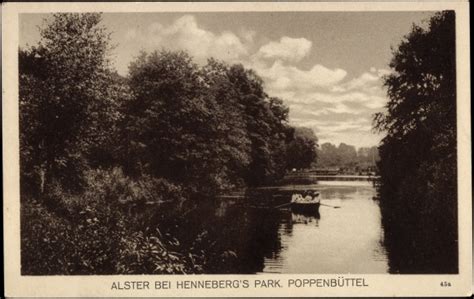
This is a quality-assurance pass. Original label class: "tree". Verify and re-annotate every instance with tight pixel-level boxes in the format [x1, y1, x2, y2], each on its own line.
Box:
[124, 51, 227, 194]
[374, 11, 457, 273]
[357, 146, 379, 163]
[124, 54, 295, 191]
[86, 72, 133, 169]
[225, 64, 293, 186]
[316, 142, 339, 167]
[267, 97, 295, 180]
[337, 143, 357, 166]
[201, 59, 252, 189]
[286, 127, 318, 170]
[19, 13, 116, 194]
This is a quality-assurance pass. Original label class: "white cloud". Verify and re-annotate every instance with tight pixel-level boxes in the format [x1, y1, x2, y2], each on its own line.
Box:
[344, 72, 379, 91]
[256, 36, 312, 62]
[256, 60, 347, 92]
[125, 15, 249, 64]
[327, 103, 358, 114]
[248, 47, 385, 147]
[370, 67, 391, 78]
[333, 69, 389, 93]
[278, 90, 385, 108]
[120, 15, 387, 147]
[272, 69, 388, 148]
[293, 117, 371, 133]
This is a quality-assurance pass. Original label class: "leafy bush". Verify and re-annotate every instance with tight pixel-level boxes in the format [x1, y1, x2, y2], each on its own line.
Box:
[19, 13, 317, 275]
[21, 197, 124, 274]
[374, 11, 457, 273]
[20, 168, 200, 275]
[86, 168, 184, 205]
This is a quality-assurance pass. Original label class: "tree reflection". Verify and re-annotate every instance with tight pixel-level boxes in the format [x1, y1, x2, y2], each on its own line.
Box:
[176, 202, 289, 273]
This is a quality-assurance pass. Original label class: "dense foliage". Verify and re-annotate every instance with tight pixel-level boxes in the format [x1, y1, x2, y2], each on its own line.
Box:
[122, 53, 296, 192]
[19, 13, 317, 274]
[316, 142, 379, 171]
[19, 13, 119, 194]
[286, 127, 318, 170]
[374, 11, 457, 273]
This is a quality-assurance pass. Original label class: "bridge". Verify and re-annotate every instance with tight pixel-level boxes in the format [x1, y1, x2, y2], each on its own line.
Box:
[314, 175, 379, 181]
[281, 173, 379, 184]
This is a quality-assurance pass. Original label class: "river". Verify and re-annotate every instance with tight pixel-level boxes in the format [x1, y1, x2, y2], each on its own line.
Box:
[185, 180, 389, 274]
[260, 181, 388, 273]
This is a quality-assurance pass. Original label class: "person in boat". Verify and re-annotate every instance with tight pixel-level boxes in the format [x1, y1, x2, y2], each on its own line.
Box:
[291, 192, 304, 203]
[313, 191, 321, 203]
[304, 190, 313, 202]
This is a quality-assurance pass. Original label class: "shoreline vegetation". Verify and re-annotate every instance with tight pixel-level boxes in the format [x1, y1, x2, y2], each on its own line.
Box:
[20, 11, 458, 275]
[20, 13, 318, 274]
[374, 11, 458, 273]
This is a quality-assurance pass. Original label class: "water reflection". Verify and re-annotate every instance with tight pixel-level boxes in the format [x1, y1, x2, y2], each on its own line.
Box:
[263, 183, 388, 274]
[187, 181, 388, 274]
[291, 212, 320, 226]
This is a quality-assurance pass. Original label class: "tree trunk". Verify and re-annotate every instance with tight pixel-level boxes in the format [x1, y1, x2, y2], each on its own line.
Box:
[39, 166, 46, 194]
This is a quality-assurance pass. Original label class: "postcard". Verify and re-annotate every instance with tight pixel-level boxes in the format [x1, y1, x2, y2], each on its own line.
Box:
[3, 1, 471, 297]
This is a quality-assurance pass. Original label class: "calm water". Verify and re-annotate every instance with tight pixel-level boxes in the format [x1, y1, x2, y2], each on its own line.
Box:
[189, 181, 389, 274]
[260, 182, 388, 274]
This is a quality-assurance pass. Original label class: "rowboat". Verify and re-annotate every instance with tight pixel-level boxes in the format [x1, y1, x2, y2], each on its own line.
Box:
[290, 192, 320, 214]
[291, 201, 320, 213]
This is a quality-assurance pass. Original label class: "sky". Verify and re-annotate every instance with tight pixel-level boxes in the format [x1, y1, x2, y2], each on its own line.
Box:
[20, 11, 435, 148]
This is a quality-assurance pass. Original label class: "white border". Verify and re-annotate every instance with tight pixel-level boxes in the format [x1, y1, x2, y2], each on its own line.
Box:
[3, 2, 471, 297]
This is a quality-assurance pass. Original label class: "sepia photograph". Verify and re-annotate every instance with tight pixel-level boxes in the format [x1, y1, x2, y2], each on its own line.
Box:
[3, 2, 471, 297]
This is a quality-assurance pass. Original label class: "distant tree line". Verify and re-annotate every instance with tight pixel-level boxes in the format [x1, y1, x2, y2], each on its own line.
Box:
[286, 127, 318, 170]
[19, 13, 317, 274]
[374, 11, 457, 273]
[315, 142, 379, 171]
